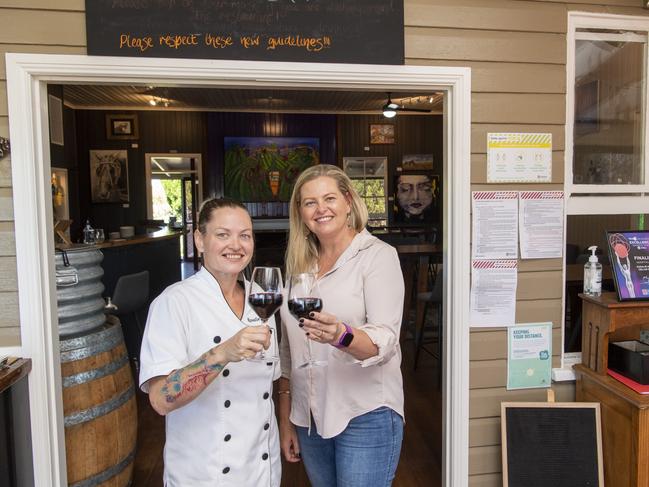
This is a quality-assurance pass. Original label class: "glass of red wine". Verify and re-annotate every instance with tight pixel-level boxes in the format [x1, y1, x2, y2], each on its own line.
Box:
[288, 273, 327, 369]
[248, 266, 283, 362]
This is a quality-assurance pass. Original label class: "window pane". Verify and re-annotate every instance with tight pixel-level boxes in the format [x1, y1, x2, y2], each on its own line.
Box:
[573, 37, 645, 185]
[350, 179, 365, 197]
[365, 179, 385, 197]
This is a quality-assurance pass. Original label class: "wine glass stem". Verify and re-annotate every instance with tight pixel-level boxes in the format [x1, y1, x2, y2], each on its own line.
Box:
[307, 337, 314, 363]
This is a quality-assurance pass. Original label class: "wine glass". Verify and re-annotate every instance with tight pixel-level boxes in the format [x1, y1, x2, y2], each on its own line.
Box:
[288, 273, 327, 369]
[247, 267, 283, 362]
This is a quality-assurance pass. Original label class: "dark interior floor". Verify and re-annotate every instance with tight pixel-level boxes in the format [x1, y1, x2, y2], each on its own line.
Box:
[131, 337, 442, 487]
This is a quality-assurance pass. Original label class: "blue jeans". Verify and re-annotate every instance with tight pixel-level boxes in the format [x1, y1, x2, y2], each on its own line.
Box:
[296, 407, 404, 487]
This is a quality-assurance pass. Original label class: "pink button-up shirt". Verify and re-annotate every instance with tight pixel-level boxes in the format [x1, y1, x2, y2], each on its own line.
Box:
[280, 230, 405, 438]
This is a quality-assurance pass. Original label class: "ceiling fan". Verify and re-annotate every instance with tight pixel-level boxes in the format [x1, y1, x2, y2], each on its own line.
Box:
[382, 92, 432, 118]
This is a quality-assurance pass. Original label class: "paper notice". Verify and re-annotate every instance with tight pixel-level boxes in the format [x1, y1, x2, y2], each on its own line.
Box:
[487, 133, 552, 183]
[470, 259, 517, 327]
[472, 191, 518, 259]
[519, 191, 564, 259]
[507, 323, 552, 390]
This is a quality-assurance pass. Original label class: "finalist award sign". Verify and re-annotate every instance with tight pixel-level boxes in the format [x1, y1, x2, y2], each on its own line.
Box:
[607, 230, 649, 301]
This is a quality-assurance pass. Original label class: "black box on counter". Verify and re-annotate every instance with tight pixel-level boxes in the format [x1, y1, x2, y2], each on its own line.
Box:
[608, 340, 649, 385]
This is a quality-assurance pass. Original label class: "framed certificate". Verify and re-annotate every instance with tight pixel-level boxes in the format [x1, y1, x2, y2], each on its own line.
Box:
[606, 230, 649, 301]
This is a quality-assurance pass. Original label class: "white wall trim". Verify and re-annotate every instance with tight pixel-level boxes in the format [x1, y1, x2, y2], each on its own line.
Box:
[5, 54, 471, 487]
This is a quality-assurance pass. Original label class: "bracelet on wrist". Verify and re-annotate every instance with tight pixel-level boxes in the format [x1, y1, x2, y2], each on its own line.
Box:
[277, 390, 291, 395]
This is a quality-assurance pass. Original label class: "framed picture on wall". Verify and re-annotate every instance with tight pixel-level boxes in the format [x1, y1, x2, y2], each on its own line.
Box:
[402, 154, 434, 171]
[48, 95, 64, 146]
[369, 123, 395, 144]
[223, 137, 320, 203]
[106, 114, 139, 140]
[393, 171, 440, 224]
[89, 149, 129, 203]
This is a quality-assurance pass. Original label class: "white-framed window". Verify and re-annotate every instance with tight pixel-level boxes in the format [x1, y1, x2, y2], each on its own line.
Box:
[343, 157, 388, 226]
[560, 13, 649, 378]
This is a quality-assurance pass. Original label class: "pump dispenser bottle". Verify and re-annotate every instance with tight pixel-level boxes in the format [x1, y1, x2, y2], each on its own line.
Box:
[583, 245, 602, 296]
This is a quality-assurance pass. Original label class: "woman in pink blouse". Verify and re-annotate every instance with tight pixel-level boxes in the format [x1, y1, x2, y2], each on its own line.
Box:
[278, 164, 405, 487]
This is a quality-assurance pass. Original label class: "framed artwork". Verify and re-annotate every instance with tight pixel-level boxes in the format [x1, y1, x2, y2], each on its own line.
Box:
[393, 171, 440, 224]
[106, 114, 139, 140]
[89, 150, 129, 203]
[606, 230, 649, 301]
[48, 95, 64, 146]
[224, 137, 320, 202]
[575, 80, 599, 136]
[402, 154, 434, 171]
[369, 123, 395, 144]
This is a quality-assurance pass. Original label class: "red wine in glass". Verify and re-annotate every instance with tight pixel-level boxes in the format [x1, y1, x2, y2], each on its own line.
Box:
[248, 267, 283, 362]
[288, 297, 323, 320]
[288, 273, 327, 369]
[249, 292, 283, 321]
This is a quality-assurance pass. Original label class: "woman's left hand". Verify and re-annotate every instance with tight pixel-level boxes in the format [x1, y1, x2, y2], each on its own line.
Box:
[299, 311, 343, 346]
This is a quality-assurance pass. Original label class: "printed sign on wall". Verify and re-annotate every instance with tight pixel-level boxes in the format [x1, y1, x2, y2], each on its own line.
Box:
[487, 133, 552, 183]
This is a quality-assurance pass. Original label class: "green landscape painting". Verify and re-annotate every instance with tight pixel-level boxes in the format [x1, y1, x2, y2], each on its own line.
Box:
[224, 137, 320, 202]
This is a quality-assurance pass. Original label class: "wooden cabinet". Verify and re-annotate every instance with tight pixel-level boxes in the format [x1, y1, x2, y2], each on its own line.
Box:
[575, 365, 649, 487]
[576, 293, 649, 486]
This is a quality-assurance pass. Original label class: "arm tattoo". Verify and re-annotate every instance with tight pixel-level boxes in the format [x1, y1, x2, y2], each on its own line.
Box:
[161, 354, 224, 404]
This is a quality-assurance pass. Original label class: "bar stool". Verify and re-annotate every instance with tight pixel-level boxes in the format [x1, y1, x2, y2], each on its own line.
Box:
[414, 271, 443, 387]
[110, 270, 150, 369]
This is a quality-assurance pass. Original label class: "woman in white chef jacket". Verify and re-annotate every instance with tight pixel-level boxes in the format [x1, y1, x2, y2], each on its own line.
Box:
[139, 198, 281, 487]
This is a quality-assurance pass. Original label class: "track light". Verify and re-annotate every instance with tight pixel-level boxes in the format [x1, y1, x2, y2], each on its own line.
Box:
[149, 98, 157, 106]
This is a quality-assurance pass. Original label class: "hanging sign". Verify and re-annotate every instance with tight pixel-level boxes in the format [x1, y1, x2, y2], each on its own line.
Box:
[85, 0, 405, 65]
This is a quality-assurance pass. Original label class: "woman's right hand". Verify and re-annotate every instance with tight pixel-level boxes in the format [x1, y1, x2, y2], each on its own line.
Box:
[280, 420, 301, 463]
[217, 326, 270, 363]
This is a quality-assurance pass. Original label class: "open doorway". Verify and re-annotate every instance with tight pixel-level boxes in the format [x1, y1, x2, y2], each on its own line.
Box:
[145, 153, 202, 275]
[6, 54, 471, 487]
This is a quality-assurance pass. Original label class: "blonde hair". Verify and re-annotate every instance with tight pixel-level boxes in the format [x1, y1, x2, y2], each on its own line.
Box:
[285, 164, 368, 276]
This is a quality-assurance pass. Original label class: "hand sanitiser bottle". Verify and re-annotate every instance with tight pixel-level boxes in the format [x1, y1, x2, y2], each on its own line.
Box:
[583, 245, 602, 296]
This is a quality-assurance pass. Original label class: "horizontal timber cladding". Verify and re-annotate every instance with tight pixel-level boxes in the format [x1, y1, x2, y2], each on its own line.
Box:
[407, 60, 566, 94]
[0, 9, 85, 46]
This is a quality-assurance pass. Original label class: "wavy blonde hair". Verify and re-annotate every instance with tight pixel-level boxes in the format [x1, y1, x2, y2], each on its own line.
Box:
[285, 164, 368, 276]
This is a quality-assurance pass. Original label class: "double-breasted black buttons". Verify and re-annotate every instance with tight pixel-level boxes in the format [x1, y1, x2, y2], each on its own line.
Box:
[264, 423, 270, 430]
[263, 392, 269, 399]
[262, 453, 269, 460]
[224, 400, 231, 408]
[224, 434, 231, 442]
[222, 467, 230, 474]
[266, 362, 273, 366]
[223, 369, 230, 377]
[213, 336, 221, 344]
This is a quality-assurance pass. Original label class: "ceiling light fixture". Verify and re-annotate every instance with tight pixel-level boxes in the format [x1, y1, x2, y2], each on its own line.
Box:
[382, 93, 398, 118]
[149, 98, 157, 106]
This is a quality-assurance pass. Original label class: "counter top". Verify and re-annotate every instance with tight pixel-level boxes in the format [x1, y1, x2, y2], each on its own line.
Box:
[56, 228, 185, 251]
[0, 358, 31, 395]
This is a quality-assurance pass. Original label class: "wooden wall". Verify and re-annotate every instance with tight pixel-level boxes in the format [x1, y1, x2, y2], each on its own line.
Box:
[74, 109, 208, 237]
[402, 1, 649, 485]
[1, 0, 649, 483]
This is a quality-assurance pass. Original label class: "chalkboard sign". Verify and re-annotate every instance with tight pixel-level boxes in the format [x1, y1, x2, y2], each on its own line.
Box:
[85, 0, 404, 65]
[501, 402, 603, 487]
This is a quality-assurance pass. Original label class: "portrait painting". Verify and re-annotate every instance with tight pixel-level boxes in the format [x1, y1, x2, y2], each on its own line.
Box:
[393, 172, 440, 224]
[89, 150, 129, 203]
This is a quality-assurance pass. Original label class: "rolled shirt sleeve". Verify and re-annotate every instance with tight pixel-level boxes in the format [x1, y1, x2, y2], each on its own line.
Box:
[333, 244, 405, 367]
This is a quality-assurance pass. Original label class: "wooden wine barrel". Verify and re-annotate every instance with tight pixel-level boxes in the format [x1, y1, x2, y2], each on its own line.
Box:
[59, 316, 137, 487]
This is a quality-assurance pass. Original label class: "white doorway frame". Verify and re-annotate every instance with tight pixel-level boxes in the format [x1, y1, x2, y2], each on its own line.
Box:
[5, 54, 471, 487]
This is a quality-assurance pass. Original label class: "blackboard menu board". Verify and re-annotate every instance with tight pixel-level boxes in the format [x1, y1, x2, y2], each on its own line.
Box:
[502, 403, 603, 487]
[85, 0, 404, 65]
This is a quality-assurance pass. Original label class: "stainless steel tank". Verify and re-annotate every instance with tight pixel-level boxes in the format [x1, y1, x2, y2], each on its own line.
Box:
[55, 248, 106, 336]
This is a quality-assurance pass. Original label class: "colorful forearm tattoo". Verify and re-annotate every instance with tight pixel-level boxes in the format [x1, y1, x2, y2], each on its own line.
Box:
[161, 354, 224, 404]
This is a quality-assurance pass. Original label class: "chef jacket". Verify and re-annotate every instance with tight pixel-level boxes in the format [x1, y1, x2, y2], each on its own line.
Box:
[139, 267, 281, 487]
